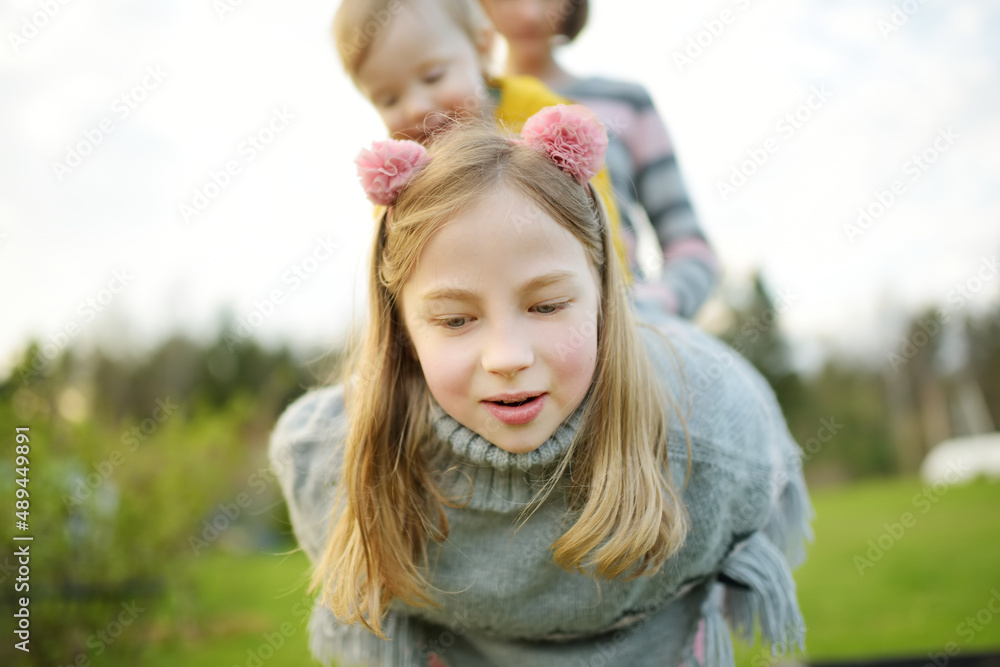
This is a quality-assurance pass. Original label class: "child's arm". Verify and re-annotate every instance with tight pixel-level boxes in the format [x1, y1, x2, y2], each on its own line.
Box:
[270, 386, 422, 666]
[623, 89, 719, 319]
[640, 320, 812, 663]
[268, 386, 347, 562]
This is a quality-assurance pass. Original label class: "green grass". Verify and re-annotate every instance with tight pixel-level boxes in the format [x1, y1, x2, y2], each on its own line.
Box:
[140, 549, 316, 667]
[102, 478, 1000, 666]
[736, 476, 1000, 665]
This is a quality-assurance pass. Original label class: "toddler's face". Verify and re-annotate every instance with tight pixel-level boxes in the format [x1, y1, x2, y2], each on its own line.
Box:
[356, 2, 493, 145]
[400, 187, 600, 454]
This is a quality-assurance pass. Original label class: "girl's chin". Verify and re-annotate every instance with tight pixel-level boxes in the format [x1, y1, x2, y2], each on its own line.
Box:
[470, 424, 553, 454]
[511, 40, 552, 58]
[490, 438, 545, 455]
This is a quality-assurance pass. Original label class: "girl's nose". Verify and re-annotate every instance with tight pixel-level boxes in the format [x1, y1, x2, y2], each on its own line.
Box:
[481, 324, 533, 378]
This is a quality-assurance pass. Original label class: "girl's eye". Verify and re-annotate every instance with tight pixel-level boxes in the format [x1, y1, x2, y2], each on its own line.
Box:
[438, 316, 471, 329]
[533, 302, 568, 315]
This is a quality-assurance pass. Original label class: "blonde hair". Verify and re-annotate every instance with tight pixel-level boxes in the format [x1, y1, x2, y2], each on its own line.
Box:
[333, 0, 493, 80]
[312, 120, 690, 636]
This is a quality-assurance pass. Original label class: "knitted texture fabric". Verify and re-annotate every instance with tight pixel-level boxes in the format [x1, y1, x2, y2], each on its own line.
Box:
[269, 315, 813, 666]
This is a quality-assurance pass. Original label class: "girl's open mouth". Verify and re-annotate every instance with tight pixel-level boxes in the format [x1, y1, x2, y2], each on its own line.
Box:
[482, 394, 546, 426]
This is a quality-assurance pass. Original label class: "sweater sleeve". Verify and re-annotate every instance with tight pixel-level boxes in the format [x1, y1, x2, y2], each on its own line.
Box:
[268, 385, 347, 562]
[618, 86, 719, 319]
[639, 320, 813, 665]
[623, 88, 718, 318]
[269, 386, 428, 667]
[555, 77, 719, 319]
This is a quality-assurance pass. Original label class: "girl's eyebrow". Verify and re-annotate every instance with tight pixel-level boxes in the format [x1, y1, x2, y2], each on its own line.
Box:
[420, 270, 577, 303]
[518, 270, 577, 295]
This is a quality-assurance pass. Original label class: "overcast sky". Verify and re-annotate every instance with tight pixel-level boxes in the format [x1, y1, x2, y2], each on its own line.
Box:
[1, 0, 998, 379]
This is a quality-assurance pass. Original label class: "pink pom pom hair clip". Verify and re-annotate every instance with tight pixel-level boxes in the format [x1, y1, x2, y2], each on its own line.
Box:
[354, 139, 431, 206]
[515, 104, 608, 184]
[354, 104, 607, 207]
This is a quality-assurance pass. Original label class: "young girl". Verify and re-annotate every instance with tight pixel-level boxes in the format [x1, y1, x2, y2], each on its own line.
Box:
[332, 0, 630, 277]
[480, 0, 719, 319]
[270, 107, 811, 666]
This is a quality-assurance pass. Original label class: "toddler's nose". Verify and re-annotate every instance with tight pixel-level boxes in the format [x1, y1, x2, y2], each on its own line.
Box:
[402, 93, 435, 137]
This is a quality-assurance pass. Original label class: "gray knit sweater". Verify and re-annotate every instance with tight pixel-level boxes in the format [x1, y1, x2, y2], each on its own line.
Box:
[269, 316, 812, 667]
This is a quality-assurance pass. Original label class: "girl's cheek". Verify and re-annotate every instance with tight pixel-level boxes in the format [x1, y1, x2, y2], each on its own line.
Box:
[545, 321, 598, 380]
[422, 340, 475, 395]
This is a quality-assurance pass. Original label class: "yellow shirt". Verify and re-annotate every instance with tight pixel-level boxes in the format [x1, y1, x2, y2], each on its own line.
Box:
[491, 75, 630, 281]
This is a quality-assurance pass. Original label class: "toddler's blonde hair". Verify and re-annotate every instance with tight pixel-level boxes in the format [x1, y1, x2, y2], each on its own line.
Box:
[334, 0, 493, 80]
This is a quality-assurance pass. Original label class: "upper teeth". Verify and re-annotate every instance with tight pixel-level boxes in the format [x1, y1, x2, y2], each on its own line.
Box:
[501, 399, 524, 404]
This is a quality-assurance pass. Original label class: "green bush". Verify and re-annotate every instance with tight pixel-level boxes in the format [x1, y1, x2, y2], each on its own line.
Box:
[0, 392, 268, 665]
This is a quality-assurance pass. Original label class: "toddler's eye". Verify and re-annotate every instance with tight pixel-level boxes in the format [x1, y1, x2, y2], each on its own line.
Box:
[424, 67, 445, 84]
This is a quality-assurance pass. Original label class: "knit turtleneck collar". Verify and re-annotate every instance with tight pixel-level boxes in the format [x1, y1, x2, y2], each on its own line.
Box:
[427, 399, 588, 513]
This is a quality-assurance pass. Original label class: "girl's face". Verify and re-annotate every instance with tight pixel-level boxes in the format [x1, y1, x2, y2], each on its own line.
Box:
[400, 187, 600, 454]
[481, 0, 568, 58]
[356, 1, 494, 146]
